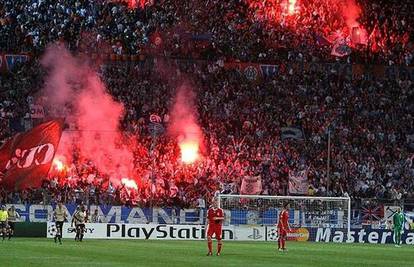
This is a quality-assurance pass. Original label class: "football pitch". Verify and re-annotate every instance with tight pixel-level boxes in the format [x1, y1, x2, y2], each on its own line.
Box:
[1, 239, 413, 267]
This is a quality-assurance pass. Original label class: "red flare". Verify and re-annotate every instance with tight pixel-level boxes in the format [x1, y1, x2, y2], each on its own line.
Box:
[288, 0, 297, 15]
[121, 178, 138, 190]
[179, 140, 199, 165]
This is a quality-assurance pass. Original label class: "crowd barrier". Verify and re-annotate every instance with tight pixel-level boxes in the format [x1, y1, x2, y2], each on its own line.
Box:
[3, 52, 414, 82]
[45, 222, 414, 244]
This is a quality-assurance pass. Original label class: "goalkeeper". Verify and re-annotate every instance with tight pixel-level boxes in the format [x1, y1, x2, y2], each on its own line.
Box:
[393, 207, 404, 247]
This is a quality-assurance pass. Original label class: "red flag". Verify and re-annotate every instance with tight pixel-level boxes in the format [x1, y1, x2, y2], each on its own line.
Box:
[0, 119, 64, 190]
[368, 25, 380, 53]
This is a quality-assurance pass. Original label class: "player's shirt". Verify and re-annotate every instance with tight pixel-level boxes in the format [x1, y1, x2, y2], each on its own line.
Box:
[7, 210, 19, 222]
[277, 209, 289, 230]
[73, 211, 87, 224]
[207, 208, 224, 227]
[55, 206, 66, 222]
[393, 212, 404, 229]
[0, 210, 8, 222]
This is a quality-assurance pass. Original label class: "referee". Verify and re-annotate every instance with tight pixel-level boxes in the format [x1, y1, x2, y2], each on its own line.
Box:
[7, 206, 20, 240]
[0, 205, 8, 241]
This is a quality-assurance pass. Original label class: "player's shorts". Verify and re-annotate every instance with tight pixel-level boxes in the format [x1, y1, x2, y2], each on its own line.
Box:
[278, 228, 287, 237]
[8, 221, 15, 231]
[56, 221, 64, 229]
[207, 224, 222, 240]
[77, 223, 85, 230]
[56, 221, 64, 234]
[0, 221, 6, 229]
[394, 227, 402, 234]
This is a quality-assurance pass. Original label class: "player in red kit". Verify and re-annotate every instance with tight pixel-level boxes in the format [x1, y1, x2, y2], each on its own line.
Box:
[206, 199, 224, 256]
[277, 202, 290, 252]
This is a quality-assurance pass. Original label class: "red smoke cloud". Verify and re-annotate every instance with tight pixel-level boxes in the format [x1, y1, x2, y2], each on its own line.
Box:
[341, 0, 368, 45]
[247, 0, 368, 45]
[117, 0, 151, 9]
[41, 45, 136, 187]
[168, 83, 203, 165]
[342, 0, 361, 28]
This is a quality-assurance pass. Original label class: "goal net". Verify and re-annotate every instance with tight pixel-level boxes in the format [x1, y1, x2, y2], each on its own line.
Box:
[217, 194, 351, 242]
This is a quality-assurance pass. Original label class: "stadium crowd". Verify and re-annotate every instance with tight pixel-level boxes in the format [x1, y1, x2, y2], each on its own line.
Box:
[0, 0, 413, 64]
[1, 59, 413, 208]
[0, 0, 413, 208]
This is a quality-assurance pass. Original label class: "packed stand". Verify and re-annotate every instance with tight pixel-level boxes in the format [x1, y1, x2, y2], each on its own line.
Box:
[0, 58, 413, 208]
[0, 0, 413, 64]
[0, 0, 413, 208]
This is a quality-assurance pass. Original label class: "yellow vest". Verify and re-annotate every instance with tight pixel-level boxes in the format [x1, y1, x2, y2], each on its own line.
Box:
[0, 210, 8, 222]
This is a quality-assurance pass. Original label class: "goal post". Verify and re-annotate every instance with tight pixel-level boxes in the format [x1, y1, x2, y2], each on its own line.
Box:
[217, 194, 351, 242]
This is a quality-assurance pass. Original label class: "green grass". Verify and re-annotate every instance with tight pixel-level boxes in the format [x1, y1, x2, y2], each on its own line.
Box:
[0, 238, 413, 267]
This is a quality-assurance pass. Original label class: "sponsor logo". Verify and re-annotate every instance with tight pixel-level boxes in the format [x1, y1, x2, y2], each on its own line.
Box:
[106, 224, 234, 240]
[314, 228, 414, 244]
[288, 228, 309, 242]
[248, 228, 263, 240]
[266, 227, 309, 242]
[267, 228, 278, 241]
[67, 227, 95, 234]
[48, 224, 57, 236]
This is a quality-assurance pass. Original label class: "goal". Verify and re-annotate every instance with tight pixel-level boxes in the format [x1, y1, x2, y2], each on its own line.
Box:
[217, 194, 351, 242]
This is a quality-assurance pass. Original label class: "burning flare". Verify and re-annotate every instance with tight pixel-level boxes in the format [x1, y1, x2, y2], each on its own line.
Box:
[121, 178, 138, 190]
[52, 158, 65, 172]
[179, 140, 199, 164]
[168, 83, 203, 166]
[288, 0, 297, 15]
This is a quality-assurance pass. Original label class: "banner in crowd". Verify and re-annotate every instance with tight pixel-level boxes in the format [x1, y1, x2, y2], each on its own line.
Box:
[260, 64, 279, 78]
[384, 206, 414, 229]
[45, 222, 414, 244]
[240, 176, 262, 195]
[6, 204, 346, 227]
[360, 205, 384, 224]
[281, 127, 304, 141]
[29, 104, 45, 119]
[0, 120, 64, 190]
[288, 169, 309, 194]
[331, 40, 352, 57]
[222, 60, 414, 82]
[0, 54, 30, 72]
[224, 62, 262, 81]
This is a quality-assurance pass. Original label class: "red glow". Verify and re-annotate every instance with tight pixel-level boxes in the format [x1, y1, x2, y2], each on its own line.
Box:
[288, 0, 296, 15]
[179, 140, 199, 164]
[121, 0, 149, 9]
[41, 45, 136, 189]
[121, 178, 138, 190]
[52, 158, 65, 172]
[247, 0, 369, 47]
[168, 83, 204, 166]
